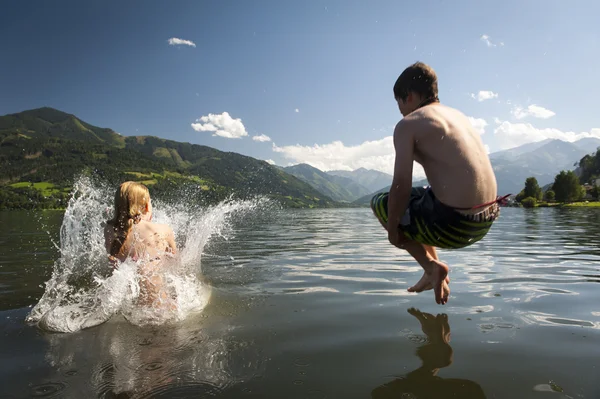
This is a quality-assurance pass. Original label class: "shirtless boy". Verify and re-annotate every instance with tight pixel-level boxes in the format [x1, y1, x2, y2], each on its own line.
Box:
[371, 62, 505, 305]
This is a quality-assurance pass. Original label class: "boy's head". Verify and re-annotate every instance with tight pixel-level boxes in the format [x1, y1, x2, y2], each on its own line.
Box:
[393, 62, 439, 116]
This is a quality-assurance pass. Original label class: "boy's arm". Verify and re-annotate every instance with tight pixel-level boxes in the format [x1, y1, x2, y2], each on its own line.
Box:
[387, 120, 415, 246]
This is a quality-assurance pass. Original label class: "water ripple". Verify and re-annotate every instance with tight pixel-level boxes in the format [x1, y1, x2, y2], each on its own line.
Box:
[30, 382, 67, 398]
[139, 381, 224, 398]
[203, 209, 600, 330]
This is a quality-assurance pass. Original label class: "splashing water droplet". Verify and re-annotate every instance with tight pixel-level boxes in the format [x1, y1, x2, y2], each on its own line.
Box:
[25, 175, 272, 332]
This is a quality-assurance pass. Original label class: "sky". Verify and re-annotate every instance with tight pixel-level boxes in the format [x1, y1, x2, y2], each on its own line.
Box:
[2, 0, 600, 179]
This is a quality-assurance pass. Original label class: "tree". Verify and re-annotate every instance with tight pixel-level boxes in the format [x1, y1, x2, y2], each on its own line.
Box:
[521, 197, 537, 208]
[552, 170, 585, 202]
[578, 154, 595, 183]
[545, 190, 555, 201]
[591, 185, 600, 201]
[519, 177, 542, 201]
[515, 190, 525, 203]
[578, 149, 600, 184]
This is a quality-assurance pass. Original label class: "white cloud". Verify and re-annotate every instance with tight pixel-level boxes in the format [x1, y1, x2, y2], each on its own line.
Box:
[272, 136, 426, 178]
[168, 37, 196, 47]
[493, 121, 600, 150]
[191, 112, 248, 139]
[468, 117, 488, 135]
[511, 104, 556, 120]
[265, 159, 275, 165]
[253, 134, 271, 142]
[295, 109, 300, 113]
[272, 115, 487, 177]
[470, 90, 498, 102]
[480, 34, 504, 47]
[484, 145, 491, 154]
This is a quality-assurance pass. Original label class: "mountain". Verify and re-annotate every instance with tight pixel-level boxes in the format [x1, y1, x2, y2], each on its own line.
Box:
[326, 167, 393, 193]
[0, 107, 339, 209]
[570, 138, 600, 153]
[281, 163, 371, 202]
[352, 177, 429, 206]
[491, 139, 592, 195]
[0, 107, 125, 147]
[489, 139, 554, 161]
[353, 138, 597, 206]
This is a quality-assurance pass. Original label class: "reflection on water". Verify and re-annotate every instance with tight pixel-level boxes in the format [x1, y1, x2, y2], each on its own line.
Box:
[26, 311, 265, 398]
[372, 308, 485, 399]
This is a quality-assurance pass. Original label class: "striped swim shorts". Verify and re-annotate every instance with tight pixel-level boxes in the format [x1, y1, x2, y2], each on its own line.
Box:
[370, 186, 499, 249]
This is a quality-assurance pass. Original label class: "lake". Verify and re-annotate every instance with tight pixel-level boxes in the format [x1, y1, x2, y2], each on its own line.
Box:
[1, 200, 599, 398]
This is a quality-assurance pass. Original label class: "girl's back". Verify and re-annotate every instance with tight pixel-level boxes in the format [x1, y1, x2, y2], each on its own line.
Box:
[104, 220, 177, 262]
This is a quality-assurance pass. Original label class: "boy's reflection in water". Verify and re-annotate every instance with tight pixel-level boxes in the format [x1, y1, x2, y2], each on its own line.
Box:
[372, 308, 486, 399]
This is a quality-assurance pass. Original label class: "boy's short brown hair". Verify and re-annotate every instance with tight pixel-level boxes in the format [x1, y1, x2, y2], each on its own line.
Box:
[393, 62, 438, 102]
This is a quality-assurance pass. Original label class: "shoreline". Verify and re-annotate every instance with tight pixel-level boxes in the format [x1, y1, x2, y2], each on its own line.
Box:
[3, 202, 600, 212]
[509, 201, 600, 208]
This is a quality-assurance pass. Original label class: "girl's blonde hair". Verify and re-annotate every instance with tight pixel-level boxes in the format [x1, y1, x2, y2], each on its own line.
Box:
[106, 181, 150, 257]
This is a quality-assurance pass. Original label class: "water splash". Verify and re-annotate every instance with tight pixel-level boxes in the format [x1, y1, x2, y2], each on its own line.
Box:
[26, 175, 271, 333]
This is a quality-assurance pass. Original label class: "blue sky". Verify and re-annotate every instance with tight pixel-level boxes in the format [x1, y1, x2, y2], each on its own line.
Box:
[2, 0, 599, 178]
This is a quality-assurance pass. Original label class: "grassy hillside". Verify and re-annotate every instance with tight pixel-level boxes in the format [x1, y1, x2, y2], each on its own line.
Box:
[0, 107, 340, 209]
[0, 107, 125, 147]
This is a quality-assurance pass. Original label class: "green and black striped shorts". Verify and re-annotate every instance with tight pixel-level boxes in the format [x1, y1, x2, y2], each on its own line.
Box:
[370, 187, 499, 249]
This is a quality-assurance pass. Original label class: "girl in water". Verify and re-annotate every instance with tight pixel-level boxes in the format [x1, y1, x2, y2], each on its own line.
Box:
[104, 181, 178, 308]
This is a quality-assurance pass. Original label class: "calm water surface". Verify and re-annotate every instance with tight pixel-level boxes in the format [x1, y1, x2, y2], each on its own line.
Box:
[1, 207, 599, 398]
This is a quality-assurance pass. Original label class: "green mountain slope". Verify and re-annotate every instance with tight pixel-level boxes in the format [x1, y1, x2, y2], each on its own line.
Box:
[0, 107, 125, 147]
[0, 107, 338, 209]
[281, 163, 371, 202]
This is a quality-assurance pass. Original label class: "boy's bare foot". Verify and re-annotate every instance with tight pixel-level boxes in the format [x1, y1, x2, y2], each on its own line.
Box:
[407, 260, 450, 305]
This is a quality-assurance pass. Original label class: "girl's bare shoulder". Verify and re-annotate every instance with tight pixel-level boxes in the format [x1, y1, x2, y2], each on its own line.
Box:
[139, 221, 174, 236]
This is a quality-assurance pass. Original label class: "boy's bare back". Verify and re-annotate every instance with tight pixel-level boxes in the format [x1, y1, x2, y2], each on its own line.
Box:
[402, 103, 497, 212]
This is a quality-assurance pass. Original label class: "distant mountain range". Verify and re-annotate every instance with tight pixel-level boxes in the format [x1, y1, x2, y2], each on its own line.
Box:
[280, 164, 373, 203]
[313, 138, 600, 206]
[489, 138, 600, 195]
[281, 165, 430, 204]
[326, 168, 393, 193]
[351, 178, 429, 206]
